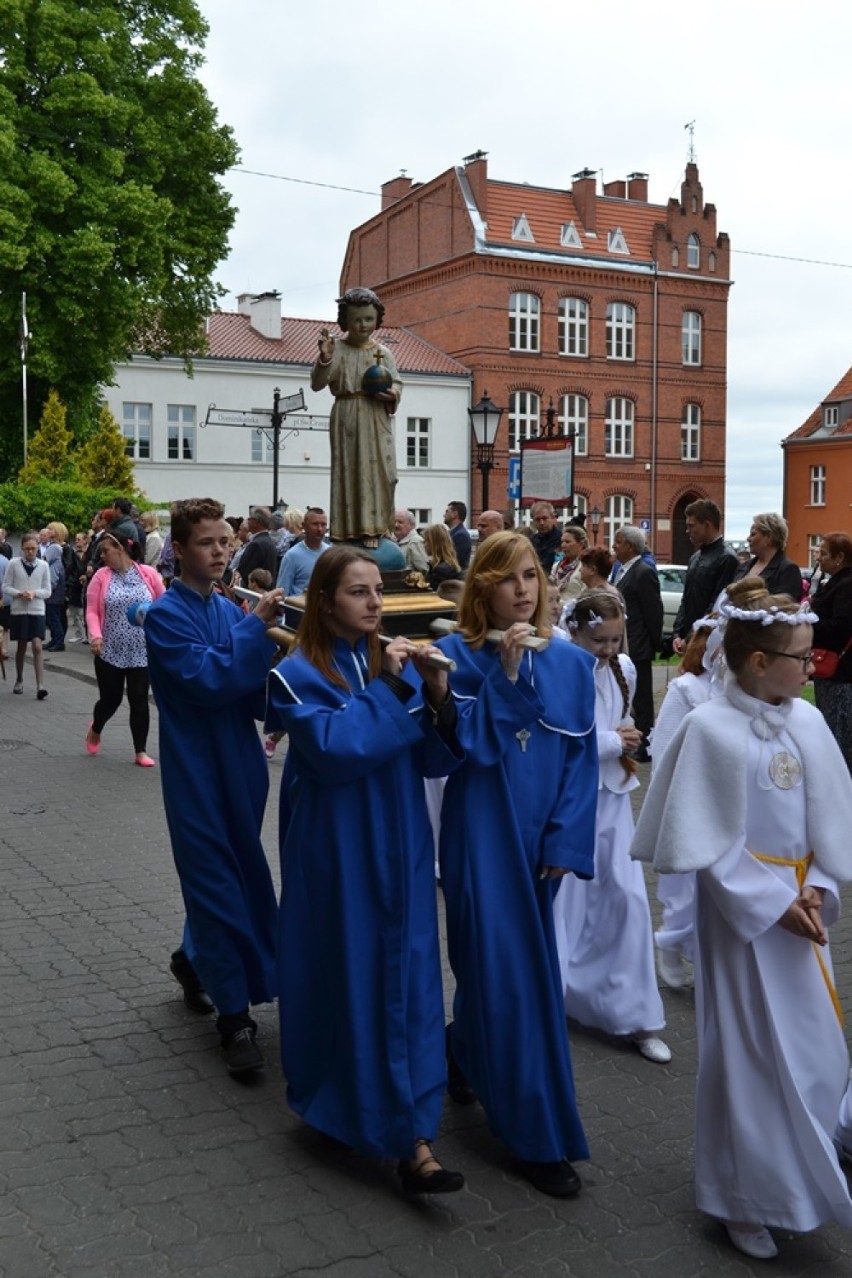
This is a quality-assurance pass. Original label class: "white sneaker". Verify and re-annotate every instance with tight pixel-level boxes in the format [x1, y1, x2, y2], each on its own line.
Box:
[724, 1222, 778, 1260]
[633, 1034, 672, 1064]
[656, 948, 693, 990]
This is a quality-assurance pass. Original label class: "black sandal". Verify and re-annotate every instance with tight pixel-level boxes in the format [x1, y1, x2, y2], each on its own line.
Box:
[397, 1139, 464, 1195]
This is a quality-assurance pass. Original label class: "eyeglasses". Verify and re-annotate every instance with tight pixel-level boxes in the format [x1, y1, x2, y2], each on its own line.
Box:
[761, 648, 813, 672]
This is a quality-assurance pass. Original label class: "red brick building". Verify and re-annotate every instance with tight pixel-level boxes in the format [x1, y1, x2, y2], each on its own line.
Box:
[782, 367, 852, 567]
[341, 155, 731, 559]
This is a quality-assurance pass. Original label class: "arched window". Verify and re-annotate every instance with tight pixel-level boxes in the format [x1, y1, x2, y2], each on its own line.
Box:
[671, 245, 679, 269]
[559, 394, 588, 455]
[682, 311, 702, 365]
[681, 404, 701, 461]
[605, 397, 634, 457]
[605, 495, 634, 549]
[508, 390, 540, 451]
[687, 233, 700, 269]
[558, 298, 588, 357]
[606, 302, 635, 360]
[508, 292, 540, 352]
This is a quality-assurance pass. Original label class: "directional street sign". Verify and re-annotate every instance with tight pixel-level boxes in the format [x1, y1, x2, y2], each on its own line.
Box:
[206, 408, 272, 428]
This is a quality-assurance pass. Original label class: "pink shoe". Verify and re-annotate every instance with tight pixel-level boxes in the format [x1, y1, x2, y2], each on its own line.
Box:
[85, 724, 101, 756]
[134, 753, 156, 768]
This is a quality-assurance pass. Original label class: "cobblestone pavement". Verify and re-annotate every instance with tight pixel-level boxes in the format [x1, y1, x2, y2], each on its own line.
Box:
[1, 647, 851, 1277]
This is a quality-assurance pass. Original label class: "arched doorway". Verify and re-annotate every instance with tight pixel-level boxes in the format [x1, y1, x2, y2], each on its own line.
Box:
[671, 493, 701, 563]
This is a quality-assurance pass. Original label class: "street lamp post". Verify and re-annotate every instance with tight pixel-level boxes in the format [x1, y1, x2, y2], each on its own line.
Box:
[468, 390, 505, 512]
[591, 505, 602, 545]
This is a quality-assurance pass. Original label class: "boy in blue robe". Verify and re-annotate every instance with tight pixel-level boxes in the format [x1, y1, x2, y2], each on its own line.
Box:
[145, 498, 283, 1075]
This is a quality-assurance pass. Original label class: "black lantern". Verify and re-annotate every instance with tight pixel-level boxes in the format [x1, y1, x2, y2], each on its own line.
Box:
[468, 390, 505, 512]
[591, 505, 602, 545]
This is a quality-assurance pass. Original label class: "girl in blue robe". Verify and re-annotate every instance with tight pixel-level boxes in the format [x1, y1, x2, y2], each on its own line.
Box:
[265, 545, 465, 1193]
[432, 532, 598, 1198]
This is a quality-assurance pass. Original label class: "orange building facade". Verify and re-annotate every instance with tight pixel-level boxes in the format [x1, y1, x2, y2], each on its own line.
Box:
[783, 367, 852, 566]
[341, 155, 731, 560]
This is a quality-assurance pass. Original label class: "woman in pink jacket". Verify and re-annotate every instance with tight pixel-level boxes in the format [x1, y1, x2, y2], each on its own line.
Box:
[85, 531, 164, 765]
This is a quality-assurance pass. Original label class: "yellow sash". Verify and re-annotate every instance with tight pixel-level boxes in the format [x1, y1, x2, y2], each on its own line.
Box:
[752, 851, 844, 1026]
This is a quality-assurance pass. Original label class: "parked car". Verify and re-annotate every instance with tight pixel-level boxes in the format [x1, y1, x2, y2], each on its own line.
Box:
[656, 564, 688, 642]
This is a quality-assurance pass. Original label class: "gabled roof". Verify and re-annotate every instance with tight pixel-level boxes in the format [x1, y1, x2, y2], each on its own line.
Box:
[202, 312, 470, 378]
[484, 181, 666, 262]
[786, 366, 852, 441]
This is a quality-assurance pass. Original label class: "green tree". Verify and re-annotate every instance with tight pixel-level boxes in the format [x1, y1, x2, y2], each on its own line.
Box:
[18, 386, 74, 482]
[75, 402, 136, 491]
[0, 1, 238, 475]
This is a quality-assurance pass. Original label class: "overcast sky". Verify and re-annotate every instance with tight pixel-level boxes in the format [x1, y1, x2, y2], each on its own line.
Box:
[194, 0, 852, 541]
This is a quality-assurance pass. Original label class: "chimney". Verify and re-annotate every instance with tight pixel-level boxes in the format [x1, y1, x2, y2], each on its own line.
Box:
[382, 173, 414, 209]
[571, 168, 597, 232]
[627, 172, 649, 202]
[240, 291, 281, 340]
[603, 179, 626, 198]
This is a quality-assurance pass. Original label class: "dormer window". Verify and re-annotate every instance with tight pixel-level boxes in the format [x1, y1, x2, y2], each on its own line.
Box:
[511, 213, 534, 242]
[560, 221, 582, 249]
[687, 233, 700, 269]
[608, 227, 629, 255]
[825, 405, 839, 428]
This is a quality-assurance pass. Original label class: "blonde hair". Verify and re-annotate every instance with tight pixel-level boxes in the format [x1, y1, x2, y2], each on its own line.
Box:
[422, 523, 460, 570]
[47, 521, 68, 544]
[457, 532, 550, 647]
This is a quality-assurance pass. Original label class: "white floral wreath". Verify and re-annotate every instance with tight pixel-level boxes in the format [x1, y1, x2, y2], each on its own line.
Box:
[560, 598, 604, 631]
[717, 597, 818, 628]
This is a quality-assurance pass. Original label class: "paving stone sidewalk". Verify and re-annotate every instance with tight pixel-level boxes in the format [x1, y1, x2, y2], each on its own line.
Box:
[0, 647, 850, 1277]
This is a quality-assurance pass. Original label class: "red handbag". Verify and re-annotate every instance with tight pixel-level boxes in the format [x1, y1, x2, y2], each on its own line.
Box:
[811, 636, 852, 679]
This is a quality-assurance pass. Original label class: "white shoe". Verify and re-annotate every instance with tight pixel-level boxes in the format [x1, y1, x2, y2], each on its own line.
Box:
[656, 948, 693, 990]
[633, 1034, 672, 1064]
[724, 1222, 777, 1260]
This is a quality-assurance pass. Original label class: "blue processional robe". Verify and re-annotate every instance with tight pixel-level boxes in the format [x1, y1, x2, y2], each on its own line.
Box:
[145, 580, 278, 1014]
[432, 633, 598, 1164]
[265, 638, 462, 1159]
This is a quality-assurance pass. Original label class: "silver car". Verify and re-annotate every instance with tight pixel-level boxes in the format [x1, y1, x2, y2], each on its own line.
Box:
[657, 564, 688, 640]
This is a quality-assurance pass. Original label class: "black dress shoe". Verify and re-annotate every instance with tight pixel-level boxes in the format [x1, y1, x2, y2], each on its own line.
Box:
[223, 1026, 265, 1075]
[446, 1024, 476, 1105]
[515, 1158, 582, 1198]
[169, 952, 215, 1014]
[398, 1141, 464, 1195]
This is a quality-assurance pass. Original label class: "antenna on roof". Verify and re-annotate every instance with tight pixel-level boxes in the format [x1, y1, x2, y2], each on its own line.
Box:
[684, 120, 696, 164]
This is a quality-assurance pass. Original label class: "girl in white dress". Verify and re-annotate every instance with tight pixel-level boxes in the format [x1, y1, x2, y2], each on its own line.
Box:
[652, 616, 723, 989]
[633, 577, 852, 1260]
[553, 591, 670, 1063]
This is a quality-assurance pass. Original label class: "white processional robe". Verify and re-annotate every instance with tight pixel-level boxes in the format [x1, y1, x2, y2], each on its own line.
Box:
[553, 655, 665, 1037]
[634, 684, 852, 1232]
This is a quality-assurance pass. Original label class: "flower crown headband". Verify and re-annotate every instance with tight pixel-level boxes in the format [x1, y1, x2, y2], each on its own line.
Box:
[560, 598, 605, 631]
[716, 597, 818, 628]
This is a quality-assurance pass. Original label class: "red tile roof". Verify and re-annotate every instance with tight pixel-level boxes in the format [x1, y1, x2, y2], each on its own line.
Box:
[786, 366, 852, 440]
[203, 312, 470, 377]
[484, 180, 666, 262]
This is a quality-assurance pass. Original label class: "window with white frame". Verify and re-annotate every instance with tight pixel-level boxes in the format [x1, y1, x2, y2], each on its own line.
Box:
[167, 404, 196, 461]
[605, 397, 634, 457]
[825, 405, 839, 428]
[411, 508, 431, 529]
[810, 464, 826, 505]
[569, 494, 588, 523]
[558, 297, 588, 357]
[682, 311, 702, 365]
[405, 417, 430, 467]
[687, 232, 700, 268]
[681, 403, 701, 460]
[559, 394, 588, 455]
[605, 302, 635, 360]
[605, 495, 634, 549]
[807, 534, 822, 566]
[508, 292, 540, 352]
[122, 402, 151, 459]
[250, 429, 275, 464]
[508, 390, 540, 451]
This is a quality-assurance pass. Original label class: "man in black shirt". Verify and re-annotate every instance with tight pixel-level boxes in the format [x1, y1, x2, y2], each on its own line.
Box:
[530, 502, 563, 575]
[672, 499, 738, 653]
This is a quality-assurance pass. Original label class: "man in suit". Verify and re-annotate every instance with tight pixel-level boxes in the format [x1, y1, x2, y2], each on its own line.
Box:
[612, 526, 663, 762]
[235, 506, 279, 583]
